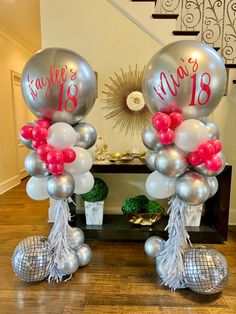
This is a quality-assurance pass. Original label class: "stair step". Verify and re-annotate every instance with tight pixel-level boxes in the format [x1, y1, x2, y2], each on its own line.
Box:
[152, 14, 179, 19]
[173, 30, 200, 36]
[225, 64, 236, 68]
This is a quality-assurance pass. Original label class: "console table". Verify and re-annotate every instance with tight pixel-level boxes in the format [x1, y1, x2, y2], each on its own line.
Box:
[71, 162, 232, 243]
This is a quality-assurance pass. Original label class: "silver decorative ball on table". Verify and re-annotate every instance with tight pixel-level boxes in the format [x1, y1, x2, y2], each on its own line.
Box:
[144, 236, 165, 259]
[68, 227, 85, 250]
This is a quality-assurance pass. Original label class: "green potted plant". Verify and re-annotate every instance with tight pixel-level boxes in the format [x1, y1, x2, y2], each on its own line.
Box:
[122, 195, 164, 226]
[82, 178, 108, 225]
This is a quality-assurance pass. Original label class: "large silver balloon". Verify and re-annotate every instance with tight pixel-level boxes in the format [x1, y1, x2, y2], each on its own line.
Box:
[202, 120, 220, 139]
[12, 236, 51, 282]
[176, 171, 210, 205]
[25, 151, 50, 177]
[76, 244, 92, 267]
[206, 176, 218, 198]
[21, 48, 97, 125]
[184, 246, 228, 294]
[59, 252, 79, 275]
[193, 152, 225, 177]
[47, 171, 75, 200]
[145, 150, 158, 171]
[144, 236, 165, 259]
[68, 227, 85, 250]
[154, 146, 187, 178]
[142, 124, 164, 151]
[143, 41, 226, 118]
[74, 122, 97, 149]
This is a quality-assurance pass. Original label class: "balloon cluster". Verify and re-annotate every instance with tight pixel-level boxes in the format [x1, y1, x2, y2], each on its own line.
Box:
[14, 47, 97, 283]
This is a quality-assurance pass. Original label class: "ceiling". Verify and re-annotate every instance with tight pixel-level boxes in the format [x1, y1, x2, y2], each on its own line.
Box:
[0, 0, 41, 51]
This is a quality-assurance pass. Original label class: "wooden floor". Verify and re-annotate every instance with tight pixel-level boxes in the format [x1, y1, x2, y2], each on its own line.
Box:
[1, 179, 236, 314]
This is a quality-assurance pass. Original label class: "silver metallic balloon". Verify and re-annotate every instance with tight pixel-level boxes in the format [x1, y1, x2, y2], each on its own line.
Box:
[47, 171, 75, 200]
[142, 124, 164, 151]
[143, 41, 226, 118]
[73, 122, 97, 149]
[206, 176, 218, 198]
[21, 48, 97, 125]
[145, 150, 158, 171]
[154, 146, 188, 178]
[192, 152, 226, 177]
[176, 171, 210, 206]
[202, 120, 220, 139]
[59, 252, 79, 275]
[76, 244, 92, 267]
[68, 227, 85, 250]
[25, 151, 50, 177]
[184, 246, 228, 295]
[12, 236, 52, 282]
[144, 236, 165, 259]
[19, 133, 33, 149]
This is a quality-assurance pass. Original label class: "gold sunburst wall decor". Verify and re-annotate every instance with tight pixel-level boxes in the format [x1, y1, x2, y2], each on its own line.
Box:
[102, 65, 151, 135]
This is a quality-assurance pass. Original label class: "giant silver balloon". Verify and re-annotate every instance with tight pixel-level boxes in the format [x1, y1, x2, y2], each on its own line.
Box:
[202, 120, 220, 139]
[76, 244, 92, 267]
[176, 171, 210, 205]
[144, 236, 165, 259]
[74, 122, 97, 149]
[24, 151, 50, 177]
[184, 246, 228, 294]
[142, 124, 164, 151]
[21, 48, 97, 125]
[154, 146, 188, 178]
[59, 251, 79, 275]
[47, 171, 75, 200]
[145, 150, 158, 171]
[193, 152, 225, 177]
[68, 227, 85, 250]
[206, 176, 218, 198]
[12, 236, 52, 282]
[143, 41, 226, 119]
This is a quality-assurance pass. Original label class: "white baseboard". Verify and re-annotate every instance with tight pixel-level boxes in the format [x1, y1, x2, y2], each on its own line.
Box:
[229, 208, 236, 225]
[0, 175, 20, 194]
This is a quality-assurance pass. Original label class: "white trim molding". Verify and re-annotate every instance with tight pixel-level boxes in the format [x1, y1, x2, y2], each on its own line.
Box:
[0, 175, 20, 195]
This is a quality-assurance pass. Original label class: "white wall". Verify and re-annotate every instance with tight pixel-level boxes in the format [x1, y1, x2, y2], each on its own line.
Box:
[40, 0, 235, 222]
[0, 30, 34, 193]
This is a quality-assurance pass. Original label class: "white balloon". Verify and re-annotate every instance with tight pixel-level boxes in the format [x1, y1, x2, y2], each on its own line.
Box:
[47, 122, 77, 150]
[174, 119, 209, 153]
[64, 147, 93, 175]
[26, 177, 49, 201]
[146, 171, 176, 199]
[73, 171, 94, 194]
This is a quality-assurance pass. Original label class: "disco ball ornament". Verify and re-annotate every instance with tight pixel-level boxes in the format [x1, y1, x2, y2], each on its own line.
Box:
[12, 236, 52, 282]
[184, 246, 228, 294]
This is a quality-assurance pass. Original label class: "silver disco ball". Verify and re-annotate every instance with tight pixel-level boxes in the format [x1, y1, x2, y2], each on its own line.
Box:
[12, 236, 52, 282]
[184, 246, 228, 295]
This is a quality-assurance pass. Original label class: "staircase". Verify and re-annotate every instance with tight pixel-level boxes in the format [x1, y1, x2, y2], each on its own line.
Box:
[107, 0, 236, 86]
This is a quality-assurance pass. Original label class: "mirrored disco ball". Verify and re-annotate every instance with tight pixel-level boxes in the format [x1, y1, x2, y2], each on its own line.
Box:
[12, 236, 52, 282]
[184, 246, 228, 294]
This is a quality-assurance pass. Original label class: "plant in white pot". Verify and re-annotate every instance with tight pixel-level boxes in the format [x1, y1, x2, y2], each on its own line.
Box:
[82, 178, 108, 225]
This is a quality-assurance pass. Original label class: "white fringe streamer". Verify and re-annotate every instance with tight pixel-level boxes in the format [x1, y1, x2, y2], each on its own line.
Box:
[47, 199, 74, 283]
[156, 195, 192, 290]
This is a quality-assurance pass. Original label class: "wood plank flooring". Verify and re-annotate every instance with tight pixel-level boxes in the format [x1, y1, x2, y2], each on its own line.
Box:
[0, 178, 236, 314]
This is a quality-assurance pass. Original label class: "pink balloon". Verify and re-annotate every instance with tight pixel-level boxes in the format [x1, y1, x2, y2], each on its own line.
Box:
[205, 155, 223, 171]
[197, 142, 215, 161]
[35, 118, 51, 129]
[158, 128, 175, 145]
[169, 112, 183, 129]
[48, 163, 64, 176]
[208, 139, 222, 154]
[152, 112, 171, 131]
[47, 150, 64, 164]
[62, 148, 76, 163]
[32, 126, 48, 141]
[188, 151, 203, 166]
[20, 125, 34, 140]
[37, 144, 53, 161]
[32, 139, 46, 149]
